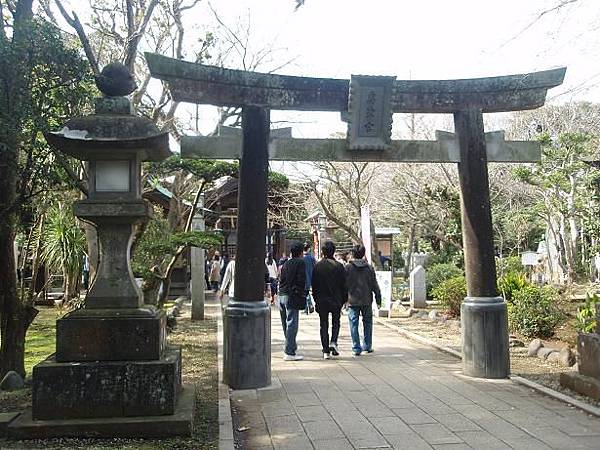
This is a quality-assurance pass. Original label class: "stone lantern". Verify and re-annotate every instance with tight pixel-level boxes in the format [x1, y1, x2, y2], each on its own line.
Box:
[9, 64, 191, 437]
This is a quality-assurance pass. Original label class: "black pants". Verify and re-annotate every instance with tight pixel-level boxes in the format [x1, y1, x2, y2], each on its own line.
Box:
[318, 306, 341, 354]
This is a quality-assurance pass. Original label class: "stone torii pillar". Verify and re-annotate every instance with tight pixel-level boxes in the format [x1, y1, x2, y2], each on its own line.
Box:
[222, 106, 271, 388]
[146, 52, 565, 383]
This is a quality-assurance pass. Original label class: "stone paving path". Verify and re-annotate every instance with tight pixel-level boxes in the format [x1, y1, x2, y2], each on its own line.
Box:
[229, 306, 600, 449]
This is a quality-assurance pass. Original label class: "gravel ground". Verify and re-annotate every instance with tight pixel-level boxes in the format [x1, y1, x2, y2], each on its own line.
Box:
[387, 314, 600, 408]
[1, 302, 219, 450]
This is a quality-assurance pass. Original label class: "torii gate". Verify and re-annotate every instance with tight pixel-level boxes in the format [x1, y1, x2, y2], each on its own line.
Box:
[146, 53, 565, 389]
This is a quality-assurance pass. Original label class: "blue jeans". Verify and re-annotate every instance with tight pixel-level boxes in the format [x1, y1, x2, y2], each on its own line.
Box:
[278, 295, 299, 356]
[348, 305, 373, 354]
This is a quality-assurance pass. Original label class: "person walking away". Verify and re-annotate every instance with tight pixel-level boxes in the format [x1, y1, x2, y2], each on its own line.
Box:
[278, 242, 306, 361]
[218, 255, 235, 303]
[209, 254, 221, 292]
[312, 241, 347, 359]
[345, 244, 381, 356]
[266, 252, 278, 304]
[303, 243, 316, 314]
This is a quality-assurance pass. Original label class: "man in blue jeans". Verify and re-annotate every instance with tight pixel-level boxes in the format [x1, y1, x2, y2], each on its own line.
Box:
[345, 244, 381, 356]
[278, 242, 306, 361]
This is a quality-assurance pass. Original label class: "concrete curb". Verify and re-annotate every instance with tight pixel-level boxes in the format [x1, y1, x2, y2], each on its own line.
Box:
[374, 317, 600, 417]
[216, 299, 235, 450]
[511, 375, 600, 418]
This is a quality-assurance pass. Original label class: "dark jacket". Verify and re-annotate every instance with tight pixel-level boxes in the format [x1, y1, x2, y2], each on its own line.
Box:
[345, 259, 381, 307]
[279, 257, 306, 310]
[312, 257, 347, 311]
[303, 253, 316, 291]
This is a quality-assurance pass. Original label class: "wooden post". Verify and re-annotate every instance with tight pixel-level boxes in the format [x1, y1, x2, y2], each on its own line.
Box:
[455, 109, 510, 379]
[235, 106, 270, 302]
[223, 106, 271, 389]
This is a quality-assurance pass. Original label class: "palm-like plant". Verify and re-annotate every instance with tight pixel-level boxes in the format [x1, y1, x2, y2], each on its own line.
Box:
[41, 203, 86, 302]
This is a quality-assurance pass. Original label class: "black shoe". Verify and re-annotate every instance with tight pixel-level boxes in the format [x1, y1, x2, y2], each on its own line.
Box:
[330, 344, 339, 356]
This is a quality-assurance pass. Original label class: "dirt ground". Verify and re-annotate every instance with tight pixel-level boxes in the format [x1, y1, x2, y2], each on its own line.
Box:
[388, 313, 600, 409]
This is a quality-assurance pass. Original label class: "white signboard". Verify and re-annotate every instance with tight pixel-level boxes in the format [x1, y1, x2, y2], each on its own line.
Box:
[361, 205, 372, 264]
[521, 251, 539, 266]
[375, 270, 392, 311]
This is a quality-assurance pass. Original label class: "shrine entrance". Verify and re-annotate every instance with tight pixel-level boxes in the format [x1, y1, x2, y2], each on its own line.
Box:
[146, 53, 565, 389]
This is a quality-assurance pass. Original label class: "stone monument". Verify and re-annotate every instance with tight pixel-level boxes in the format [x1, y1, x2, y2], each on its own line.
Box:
[410, 265, 427, 308]
[8, 63, 193, 439]
[191, 197, 206, 321]
[561, 304, 600, 399]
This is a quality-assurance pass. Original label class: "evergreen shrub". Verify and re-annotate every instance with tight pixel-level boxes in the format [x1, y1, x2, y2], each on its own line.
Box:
[426, 263, 463, 297]
[431, 275, 466, 317]
[508, 285, 563, 338]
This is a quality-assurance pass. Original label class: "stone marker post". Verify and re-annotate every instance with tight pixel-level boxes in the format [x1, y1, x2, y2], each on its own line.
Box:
[222, 106, 271, 389]
[409, 265, 427, 308]
[455, 109, 510, 379]
[191, 198, 205, 321]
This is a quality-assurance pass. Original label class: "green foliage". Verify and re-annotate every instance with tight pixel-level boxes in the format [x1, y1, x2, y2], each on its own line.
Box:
[147, 156, 238, 181]
[285, 228, 312, 245]
[513, 132, 599, 281]
[497, 256, 525, 276]
[268, 171, 290, 191]
[424, 246, 464, 268]
[508, 285, 563, 338]
[1, 18, 94, 228]
[431, 276, 466, 317]
[497, 271, 530, 303]
[576, 293, 600, 333]
[132, 217, 221, 281]
[426, 263, 463, 297]
[171, 230, 222, 249]
[40, 204, 85, 279]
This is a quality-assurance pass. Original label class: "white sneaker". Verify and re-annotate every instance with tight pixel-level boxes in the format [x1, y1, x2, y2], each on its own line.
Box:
[323, 353, 331, 360]
[283, 354, 304, 361]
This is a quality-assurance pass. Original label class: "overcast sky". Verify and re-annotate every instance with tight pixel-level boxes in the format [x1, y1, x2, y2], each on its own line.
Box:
[172, 0, 600, 139]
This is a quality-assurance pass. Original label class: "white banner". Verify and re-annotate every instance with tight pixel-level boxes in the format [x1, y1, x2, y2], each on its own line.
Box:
[360, 205, 372, 264]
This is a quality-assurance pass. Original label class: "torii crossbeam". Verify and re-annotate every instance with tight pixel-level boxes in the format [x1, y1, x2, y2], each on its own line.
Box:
[146, 52, 565, 387]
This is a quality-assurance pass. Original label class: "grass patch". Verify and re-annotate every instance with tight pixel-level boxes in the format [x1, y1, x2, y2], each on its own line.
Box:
[24, 307, 59, 375]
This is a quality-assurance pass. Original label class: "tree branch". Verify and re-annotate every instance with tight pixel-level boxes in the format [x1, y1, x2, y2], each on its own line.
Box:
[54, 0, 100, 75]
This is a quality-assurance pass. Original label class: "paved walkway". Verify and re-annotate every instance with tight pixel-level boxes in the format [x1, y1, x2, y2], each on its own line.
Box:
[229, 306, 600, 449]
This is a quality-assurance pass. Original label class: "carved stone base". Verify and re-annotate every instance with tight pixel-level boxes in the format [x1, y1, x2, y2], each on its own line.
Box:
[461, 297, 510, 379]
[8, 384, 194, 439]
[56, 307, 166, 361]
[32, 346, 181, 420]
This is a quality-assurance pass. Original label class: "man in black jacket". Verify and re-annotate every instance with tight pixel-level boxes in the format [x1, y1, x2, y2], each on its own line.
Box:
[312, 240, 347, 359]
[278, 242, 306, 361]
[345, 245, 381, 356]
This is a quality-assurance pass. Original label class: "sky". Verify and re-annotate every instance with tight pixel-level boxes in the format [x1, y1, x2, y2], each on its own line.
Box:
[173, 0, 600, 141]
[58, 0, 600, 150]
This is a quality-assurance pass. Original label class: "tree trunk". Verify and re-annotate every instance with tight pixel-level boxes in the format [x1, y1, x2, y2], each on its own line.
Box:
[0, 0, 36, 379]
[0, 302, 37, 379]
